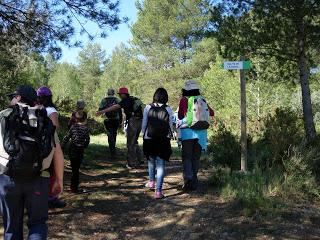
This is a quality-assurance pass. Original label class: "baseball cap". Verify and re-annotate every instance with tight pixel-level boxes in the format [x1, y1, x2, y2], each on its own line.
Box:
[37, 86, 53, 97]
[76, 100, 86, 109]
[7, 85, 37, 103]
[107, 89, 115, 96]
[118, 87, 129, 95]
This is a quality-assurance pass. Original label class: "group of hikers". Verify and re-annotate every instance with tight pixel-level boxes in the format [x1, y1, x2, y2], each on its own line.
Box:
[0, 80, 214, 239]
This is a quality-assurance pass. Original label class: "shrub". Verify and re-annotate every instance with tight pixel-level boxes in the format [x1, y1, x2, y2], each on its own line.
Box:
[207, 124, 241, 171]
[280, 147, 320, 200]
[255, 108, 304, 169]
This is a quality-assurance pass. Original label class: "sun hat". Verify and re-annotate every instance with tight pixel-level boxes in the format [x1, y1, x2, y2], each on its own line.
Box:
[183, 80, 200, 91]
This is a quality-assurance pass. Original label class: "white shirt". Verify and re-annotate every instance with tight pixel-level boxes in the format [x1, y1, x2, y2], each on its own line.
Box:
[46, 107, 58, 117]
[142, 103, 174, 139]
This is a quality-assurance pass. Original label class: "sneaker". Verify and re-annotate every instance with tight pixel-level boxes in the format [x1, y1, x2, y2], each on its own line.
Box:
[71, 188, 88, 194]
[155, 191, 164, 199]
[126, 164, 134, 170]
[145, 181, 155, 190]
[48, 198, 67, 209]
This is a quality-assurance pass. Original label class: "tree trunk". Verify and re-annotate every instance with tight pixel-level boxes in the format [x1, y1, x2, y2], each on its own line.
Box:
[298, 24, 316, 142]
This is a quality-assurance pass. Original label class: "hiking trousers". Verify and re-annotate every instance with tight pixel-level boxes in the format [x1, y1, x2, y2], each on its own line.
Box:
[69, 145, 85, 192]
[127, 117, 142, 166]
[182, 139, 202, 189]
[104, 119, 120, 156]
[0, 175, 49, 240]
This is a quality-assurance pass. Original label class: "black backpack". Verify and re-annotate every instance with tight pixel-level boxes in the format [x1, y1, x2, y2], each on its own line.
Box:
[146, 104, 170, 139]
[103, 97, 120, 120]
[3, 104, 56, 180]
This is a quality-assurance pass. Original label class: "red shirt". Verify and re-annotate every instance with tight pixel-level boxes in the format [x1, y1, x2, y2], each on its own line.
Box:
[178, 97, 214, 120]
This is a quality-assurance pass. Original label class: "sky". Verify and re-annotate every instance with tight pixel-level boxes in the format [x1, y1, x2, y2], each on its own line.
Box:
[59, 0, 138, 64]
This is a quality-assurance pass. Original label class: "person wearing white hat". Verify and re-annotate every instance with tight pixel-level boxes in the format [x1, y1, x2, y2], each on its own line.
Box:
[177, 80, 215, 192]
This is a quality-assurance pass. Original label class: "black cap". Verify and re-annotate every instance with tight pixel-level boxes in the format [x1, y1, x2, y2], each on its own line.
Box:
[7, 85, 37, 103]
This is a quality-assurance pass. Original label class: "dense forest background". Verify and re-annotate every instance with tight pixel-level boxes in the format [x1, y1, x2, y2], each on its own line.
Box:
[1, 0, 320, 207]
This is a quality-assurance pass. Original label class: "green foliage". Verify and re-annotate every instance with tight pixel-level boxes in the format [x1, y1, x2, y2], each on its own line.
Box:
[281, 148, 320, 200]
[207, 125, 240, 171]
[255, 108, 304, 168]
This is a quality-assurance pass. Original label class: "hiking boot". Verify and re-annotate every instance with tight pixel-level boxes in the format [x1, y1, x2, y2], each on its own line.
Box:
[181, 180, 193, 192]
[48, 198, 67, 209]
[145, 180, 156, 190]
[155, 191, 165, 199]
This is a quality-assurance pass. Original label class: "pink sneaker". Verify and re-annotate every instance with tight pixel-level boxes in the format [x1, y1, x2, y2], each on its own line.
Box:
[145, 181, 155, 190]
[155, 191, 164, 199]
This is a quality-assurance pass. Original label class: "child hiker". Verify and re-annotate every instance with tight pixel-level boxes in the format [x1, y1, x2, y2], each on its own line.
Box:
[62, 111, 90, 193]
[142, 88, 173, 199]
[177, 80, 214, 192]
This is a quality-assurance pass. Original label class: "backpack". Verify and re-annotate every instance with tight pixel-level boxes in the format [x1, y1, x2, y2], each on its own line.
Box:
[0, 103, 56, 180]
[187, 96, 210, 130]
[146, 104, 170, 139]
[102, 97, 120, 120]
[129, 97, 144, 119]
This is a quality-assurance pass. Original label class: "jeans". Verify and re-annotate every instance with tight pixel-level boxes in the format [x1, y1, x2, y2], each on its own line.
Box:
[0, 175, 49, 240]
[104, 119, 120, 156]
[127, 117, 142, 166]
[148, 156, 166, 192]
[69, 145, 85, 191]
[182, 139, 202, 189]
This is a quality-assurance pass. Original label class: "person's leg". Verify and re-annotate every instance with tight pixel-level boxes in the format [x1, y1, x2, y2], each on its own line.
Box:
[148, 157, 156, 182]
[134, 118, 143, 163]
[71, 148, 84, 192]
[25, 177, 49, 240]
[155, 157, 166, 193]
[126, 118, 138, 166]
[0, 175, 24, 240]
[191, 140, 202, 190]
[109, 121, 119, 156]
[105, 120, 114, 155]
[182, 139, 194, 186]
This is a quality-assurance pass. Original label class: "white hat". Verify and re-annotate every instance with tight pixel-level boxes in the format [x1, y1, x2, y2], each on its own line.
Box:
[183, 80, 200, 91]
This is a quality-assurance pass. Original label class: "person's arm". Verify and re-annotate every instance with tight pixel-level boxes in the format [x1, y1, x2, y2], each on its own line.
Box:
[98, 99, 106, 111]
[84, 128, 90, 148]
[208, 105, 215, 117]
[168, 107, 174, 135]
[61, 128, 72, 149]
[141, 105, 150, 135]
[178, 97, 188, 120]
[96, 104, 121, 116]
[67, 112, 75, 129]
[51, 133, 64, 195]
[49, 112, 60, 130]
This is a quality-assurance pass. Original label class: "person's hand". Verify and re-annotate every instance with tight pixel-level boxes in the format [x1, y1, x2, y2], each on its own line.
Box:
[51, 178, 63, 196]
[96, 111, 102, 117]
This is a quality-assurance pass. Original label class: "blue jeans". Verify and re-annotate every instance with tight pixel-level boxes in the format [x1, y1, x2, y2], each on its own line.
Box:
[182, 139, 202, 188]
[0, 175, 49, 240]
[148, 157, 166, 192]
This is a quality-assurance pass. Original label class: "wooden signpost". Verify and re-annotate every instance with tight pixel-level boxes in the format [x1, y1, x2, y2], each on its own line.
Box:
[223, 59, 252, 172]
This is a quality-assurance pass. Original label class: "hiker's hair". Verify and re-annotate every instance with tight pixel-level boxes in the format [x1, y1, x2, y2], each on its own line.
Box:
[38, 95, 57, 109]
[20, 97, 35, 107]
[76, 113, 87, 123]
[184, 89, 200, 97]
[182, 89, 187, 97]
[153, 88, 168, 104]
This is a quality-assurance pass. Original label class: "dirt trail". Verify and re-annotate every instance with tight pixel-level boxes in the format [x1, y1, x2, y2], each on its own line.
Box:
[46, 157, 320, 240]
[1, 153, 320, 239]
